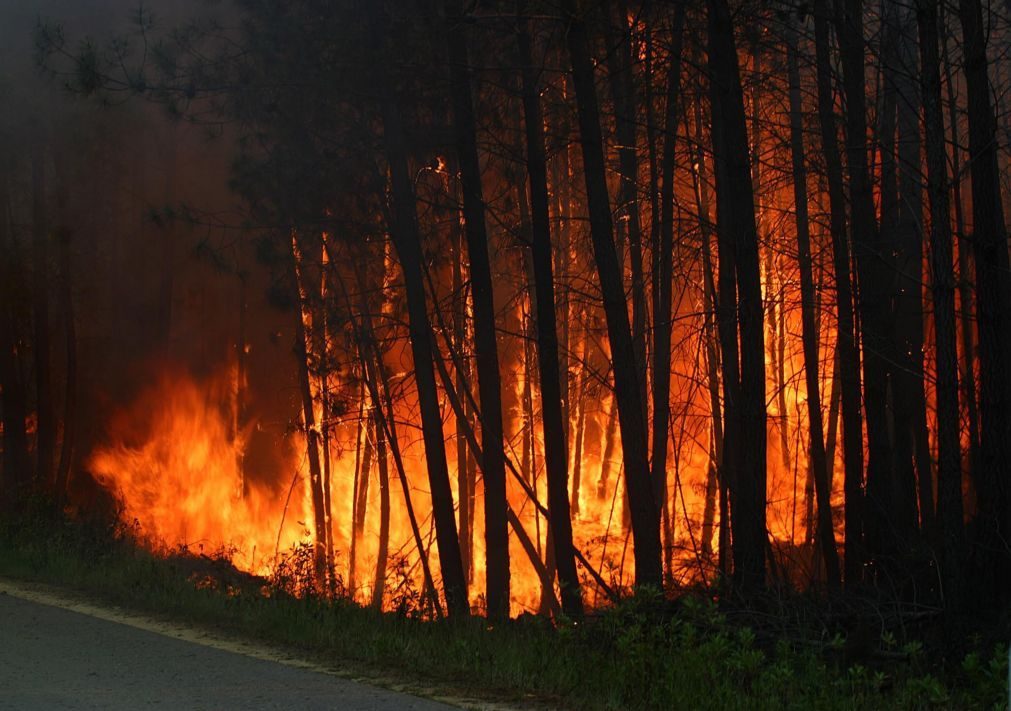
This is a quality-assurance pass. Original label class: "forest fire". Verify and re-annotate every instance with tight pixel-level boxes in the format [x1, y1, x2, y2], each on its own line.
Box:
[89, 368, 318, 577]
[2, 0, 1010, 684]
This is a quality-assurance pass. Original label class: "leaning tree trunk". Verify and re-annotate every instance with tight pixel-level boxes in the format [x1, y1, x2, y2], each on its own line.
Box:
[560, 0, 662, 590]
[517, 0, 583, 617]
[706, 0, 768, 593]
[367, 1, 469, 616]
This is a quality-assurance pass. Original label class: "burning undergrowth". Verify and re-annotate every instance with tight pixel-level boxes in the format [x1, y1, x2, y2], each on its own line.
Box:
[89, 366, 319, 584]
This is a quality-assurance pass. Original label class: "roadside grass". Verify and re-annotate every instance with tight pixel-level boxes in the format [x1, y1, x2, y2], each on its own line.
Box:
[0, 511, 1006, 710]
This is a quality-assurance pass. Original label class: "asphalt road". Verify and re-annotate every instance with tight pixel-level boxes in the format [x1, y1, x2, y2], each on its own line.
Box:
[0, 592, 459, 710]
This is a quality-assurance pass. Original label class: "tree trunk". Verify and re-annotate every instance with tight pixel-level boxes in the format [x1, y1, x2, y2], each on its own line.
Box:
[837, 0, 903, 571]
[603, 0, 648, 422]
[372, 404, 391, 610]
[368, 4, 469, 614]
[31, 141, 55, 490]
[560, 0, 662, 590]
[786, 21, 841, 589]
[52, 153, 76, 505]
[707, 0, 768, 593]
[812, 0, 865, 585]
[956, 0, 1011, 606]
[916, 0, 965, 611]
[0, 171, 30, 506]
[940, 4, 981, 494]
[517, 1, 583, 617]
[290, 239, 330, 586]
[650, 2, 686, 511]
[443, 0, 510, 618]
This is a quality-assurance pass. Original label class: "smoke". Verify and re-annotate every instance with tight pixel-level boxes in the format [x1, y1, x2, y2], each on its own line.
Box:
[0, 0, 301, 497]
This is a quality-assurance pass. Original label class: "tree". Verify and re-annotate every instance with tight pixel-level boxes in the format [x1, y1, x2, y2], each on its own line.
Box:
[517, 0, 583, 618]
[560, 0, 662, 590]
[706, 0, 768, 592]
[442, 0, 511, 618]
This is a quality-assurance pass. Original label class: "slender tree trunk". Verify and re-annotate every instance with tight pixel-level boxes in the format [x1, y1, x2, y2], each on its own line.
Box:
[813, 0, 865, 585]
[372, 404, 391, 610]
[450, 206, 474, 583]
[604, 0, 648, 421]
[517, 1, 583, 616]
[570, 331, 590, 517]
[837, 0, 903, 570]
[0, 171, 30, 506]
[650, 3, 686, 511]
[342, 263, 444, 618]
[31, 141, 55, 490]
[560, 0, 662, 590]
[957, 0, 1011, 605]
[916, 0, 965, 611]
[52, 153, 75, 505]
[290, 240, 329, 585]
[348, 390, 365, 597]
[693, 93, 724, 565]
[597, 396, 618, 499]
[707, 0, 768, 593]
[786, 22, 841, 589]
[443, 0, 510, 618]
[369, 4, 469, 614]
[940, 4, 981, 493]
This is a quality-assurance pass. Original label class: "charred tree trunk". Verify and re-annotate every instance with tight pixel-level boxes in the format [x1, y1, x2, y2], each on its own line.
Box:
[707, 0, 768, 592]
[443, 0, 510, 619]
[651, 2, 686, 511]
[837, 0, 903, 572]
[517, 2, 583, 616]
[561, 0, 662, 590]
[343, 261, 445, 618]
[450, 208, 474, 583]
[0, 171, 30, 506]
[368, 2, 469, 616]
[881, 0, 930, 539]
[916, 0, 965, 611]
[31, 141, 54, 490]
[604, 0, 648, 422]
[372, 405, 391, 610]
[940, 4, 981, 494]
[813, 0, 864, 585]
[290, 241, 330, 585]
[956, 0, 1011, 606]
[786, 21, 841, 589]
[693, 93, 725, 564]
[53, 167, 76, 505]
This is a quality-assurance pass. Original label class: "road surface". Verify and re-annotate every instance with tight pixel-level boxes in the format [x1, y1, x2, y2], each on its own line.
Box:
[0, 590, 460, 710]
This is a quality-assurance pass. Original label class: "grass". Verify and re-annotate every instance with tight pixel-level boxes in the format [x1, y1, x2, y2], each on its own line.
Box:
[0, 509, 1006, 710]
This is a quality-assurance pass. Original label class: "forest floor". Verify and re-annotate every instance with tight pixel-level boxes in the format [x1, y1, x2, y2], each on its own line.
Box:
[0, 512, 1007, 710]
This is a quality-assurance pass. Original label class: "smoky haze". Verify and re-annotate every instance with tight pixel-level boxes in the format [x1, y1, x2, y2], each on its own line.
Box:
[0, 0, 301, 506]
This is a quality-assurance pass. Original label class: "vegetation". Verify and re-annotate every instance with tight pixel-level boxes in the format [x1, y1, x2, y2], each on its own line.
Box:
[1, 510, 1007, 710]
